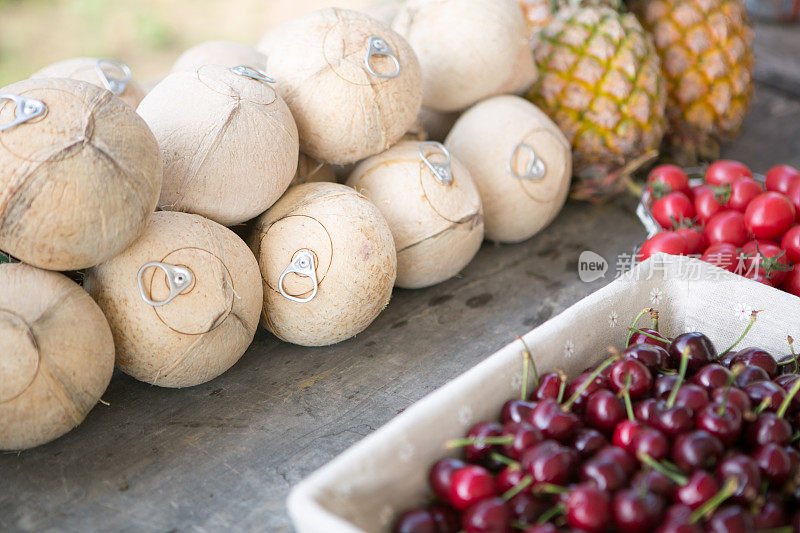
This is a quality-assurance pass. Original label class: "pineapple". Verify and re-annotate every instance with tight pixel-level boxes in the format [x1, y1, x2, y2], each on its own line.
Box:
[631, 0, 754, 163]
[527, 5, 667, 200]
[518, 0, 622, 38]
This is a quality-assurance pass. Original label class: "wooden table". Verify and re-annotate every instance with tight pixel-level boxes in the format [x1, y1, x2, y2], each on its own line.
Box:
[3, 23, 800, 533]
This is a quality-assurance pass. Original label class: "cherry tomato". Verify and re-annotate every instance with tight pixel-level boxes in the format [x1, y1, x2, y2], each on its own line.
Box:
[727, 177, 763, 212]
[765, 165, 800, 195]
[651, 192, 694, 229]
[789, 181, 800, 223]
[744, 192, 796, 240]
[740, 240, 792, 286]
[781, 226, 800, 264]
[639, 232, 689, 261]
[705, 210, 748, 246]
[705, 160, 752, 186]
[647, 165, 690, 195]
[674, 226, 707, 255]
[745, 270, 774, 287]
[701, 243, 739, 272]
[693, 185, 726, 224]
[783, 265, 800, 297]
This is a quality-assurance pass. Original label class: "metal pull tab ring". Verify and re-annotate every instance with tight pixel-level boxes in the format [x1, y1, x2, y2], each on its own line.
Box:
[278, 249, 318, 303]
[137, 262, 194, 307]
[418, 141, 453, 185]
[231, 65, 276, 84]
[95, 58, 132, 95]
[365, 35, 401, 79]
[0, 95, 46, 132]
[507, 142, 546, 181]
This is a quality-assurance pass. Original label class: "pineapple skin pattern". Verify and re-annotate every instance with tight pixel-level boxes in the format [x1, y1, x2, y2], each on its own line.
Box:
[527, 6, 667, 201]
[633, 0, 754, 163]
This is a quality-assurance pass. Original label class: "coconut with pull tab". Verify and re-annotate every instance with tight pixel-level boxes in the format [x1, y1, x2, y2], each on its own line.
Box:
[171, 41, 267, 73]
[445, 95, 571, 243]
[84, 211, 262, 388]
[257, 8, 422, 165]
[0, 78, 162, 271]
[248, 182, 396, 347]
[137, 64, 299, 227]
[31, 57, 145, 108]
[346, 141, 483, 289]
[0, 262, 114, 450]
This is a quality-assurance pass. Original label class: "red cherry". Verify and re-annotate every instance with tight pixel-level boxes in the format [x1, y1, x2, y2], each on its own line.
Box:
[753, 443, 793, 484]
[624, 344, 669, 369]
[630, 426, 669, 461]
[394, 509, 438, 533]
[529, 399, 579, 443]
[745, 192, 796, 240]
[612, 419, 644, 452]
[695, 403, 742, 446]
[463, 422, 502, 461]
[705, 160, 752, 186]
[595, 445, 637, 475]
[500, 421, 542, 460]
[500, 399, 537, 424]
[672, 429, 724, 472]
[731, 347, 778, 378]
[707, 505, 754, 533]
[716, 455, 761, 504]
[585, 389, 625, 433]
[781, 225, 800, 264]
[449, 465, 497, 511]
[628, 328, 670, 350]
[700, 242, 739, 272]
[531, 373, 562, 402]
[506, 492, 546, 525]
[652, 192, 694, 229]
[674, 226, 707, 255]
[521, 440, 577, 485]
[609, 359, 653, 399]
[746, 412, 792, 447]
[612, 488, 664, 533]
[565, 485, 611, 533]
[430, 458, 466, 502]
[563, 372, 606, 413]
[570, 428, 607, 458]
[648, 165, 690, 195]
[752, 494, 787, 530]
[649, 401, 693, 437]
[496, 466, 525, 494]
[579, 458, 627, 491]
[743, 381, 786, 414]
[631, 468, 677, 497]
[765, 164, 800, 195]
[461, 497, 510, 533]
[429, 506, 460, 533]
[675, 470, 719, 510]
[705, 210, 748, 246]
[727, 177, 763, 212]
[668, 332, 717, 371]
[639, 232, 689, 261]
[690, 364, 731, 392]
[655, 504, 703, 533]
[711, 387, 751, 413]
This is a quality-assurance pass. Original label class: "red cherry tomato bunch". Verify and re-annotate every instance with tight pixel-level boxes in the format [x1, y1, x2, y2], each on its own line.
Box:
[641, 161, 800, 297]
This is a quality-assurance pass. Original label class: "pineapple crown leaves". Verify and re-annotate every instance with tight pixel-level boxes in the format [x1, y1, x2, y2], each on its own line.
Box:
[554, 0, 624, 11]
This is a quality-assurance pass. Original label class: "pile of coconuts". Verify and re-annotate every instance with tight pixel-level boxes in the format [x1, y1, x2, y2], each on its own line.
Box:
[0, 1, 572, 450]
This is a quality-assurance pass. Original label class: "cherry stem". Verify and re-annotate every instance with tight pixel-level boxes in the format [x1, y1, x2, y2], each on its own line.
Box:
[556, 371, 567, 404]
[627, 327, 664, 343]
[638, 452, 688, 485]
[650, 309, 659, 331]
[491, 452, 519, 468]
[777, 373, 800, 419]
[562, 356, 618, 411]
[521, 343, 531, 401]
[717, 365, 741, 416]
[754, 396, 772, 415]
[688, 477, 738, 524]
[791, 432, 800, 443]
[755, 528, 793, 533]
[519, 336, 539, 393]
[502, 474, 533, 501]
[445, 436, 513, 449]
[718, 311, 760, 357]
[666, 347, 690, 409]
[657, 367, 677, 375]
[533, 483, 569, 495]
[536, 504, 564, 525]
[619, 373, 635, 421]
[790, 336, 797, 374]
[626, 308, 653, 345]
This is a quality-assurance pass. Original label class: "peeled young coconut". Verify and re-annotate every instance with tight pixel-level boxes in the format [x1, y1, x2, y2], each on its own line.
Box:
[346, 141, 483, 289]
[290, 153, 336, 187]
[171, 41, 267, 73]
[496, 42, 538, 96]
[248, 182, 396, 346]
[0, 78, 162, 271]
[392, 0, 532, 112]
[137, 64, 299, 226]
[0, 263, 114, 450]
[31, 57, 145, 108]
[445, 95, 571, 243]
[257, 8, 422, 164]
[84, 211, 262, 388]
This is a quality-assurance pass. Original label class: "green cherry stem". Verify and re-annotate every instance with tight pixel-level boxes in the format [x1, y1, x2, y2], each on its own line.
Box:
[626, 308, 654, 345]
[628, 327, 666, 343]
[719, 311, 760, 358]
[536, 504, 565, 525]
[556, 371, 567, 404]
[502, 475, 533, 501]
[754, 396, 772, 416]
[445, 435, 513, 449]
[521, 342, 531, 401]
[562, 355, 619, 411]
[638, 452, 688, 485]
[490, 452, 519, 468]
[533, 483, 569, 495]
[777, 372, 800, 419]
[717, 365, 741, 417]
[619, 373, 635, 421]
[650, 309, 659, 331]
[688, 477, 738, 524]
[666, 347, 690, 409]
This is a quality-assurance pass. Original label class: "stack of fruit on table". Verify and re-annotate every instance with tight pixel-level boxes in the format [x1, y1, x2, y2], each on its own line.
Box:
[639, 162, 800, 296]
[394, 311, 800, 532]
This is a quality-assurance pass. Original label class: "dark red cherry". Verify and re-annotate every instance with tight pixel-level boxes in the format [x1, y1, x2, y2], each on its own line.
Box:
[628, 328, 670, 350]
[774, 373, 800, 412]
[521, 440, 577, 486]
[500, 422, 542, 460]
[746, 412, 792, 447]
[631, 468, 676, 497]
[585, 389, 625, 432]
[786, 445, 800, 477]
[496, 466, 526, 494]
[654, 375, 678, 400]
[715, 454, 761, 504]
[449, 465, 497, 511]
[532, 372, 562, 402]
[461, 497, 510, 533]
[731, 347, 777, 378]
[668, 332, 717, 371]
[579, 459, 627, 491]
[394, 509, 438, 533]
[671, 429, 724, 472]
[564, 372, 608, 412]
[690, 364, 731, 393]
[506, 492, 546, 525]
[706, 505, 754, 533]
[711, 387, 751, 413]
[463, 422, 503, 461]
[655, 505, 702, 533]
[430, 458, 466, 502]
[630, 426, 669, 461]
[612, 488, 664, 533]
[752, 494, 786, 530]
[521, 525, 557, 533]
[565, 484, 611, 533]
[571, 428, 607, 458]
[594, 445, 637, 475]
[609, 359, 653, 399]
[634, 397, 658, 422]
[623, 344, 669, 369]
[675, 470, 718, 510]
[743, 381, 785, 413]
[529, 399, 580, 443]
[650, 401, 694, 437]
[753, 443, 793, 484]
[735, 365, 769, 387]
[429, 506, 459, 533]
[778, 355, 799, 375]
[500, 399, 537, 424]
[695, 403, 742, 446]
[673, 384, 709, 412]
[612, 419, 644, 453]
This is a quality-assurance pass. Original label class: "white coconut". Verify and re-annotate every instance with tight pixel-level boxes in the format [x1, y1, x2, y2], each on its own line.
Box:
[392, 0, 532, 112]
[346, 141, 483, 289]
[362, 0, 403, 25]
[0, 263, 114, 450]
[257, 8, 422, 164]
[248, 182, 396, 346]
[171, 41, 267, 73]
[496, 41, 538, 96]
[0, 78, 162, 271]
[445, 95, 571, 243]
[84, 211, 262, 388]
[137, 64, 299, 226]
[31, 57, 145, 108]
[290, 153, 336, 187]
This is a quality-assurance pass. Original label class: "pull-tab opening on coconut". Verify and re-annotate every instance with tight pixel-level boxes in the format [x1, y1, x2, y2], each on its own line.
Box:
[196, 64, 278, 105]
[417, 141, 482, 224]
[0, 94, 46, 132]
[95, 58, 132, 95]
[507, 142, 546, 181]
[0, 310, 40, 404]
[230, 65, 276, 84]
[139, 248, 236, 335]
[365, 35, 401, 79]
[260, 215, 333, 301]
[514, 128, 572, 203]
